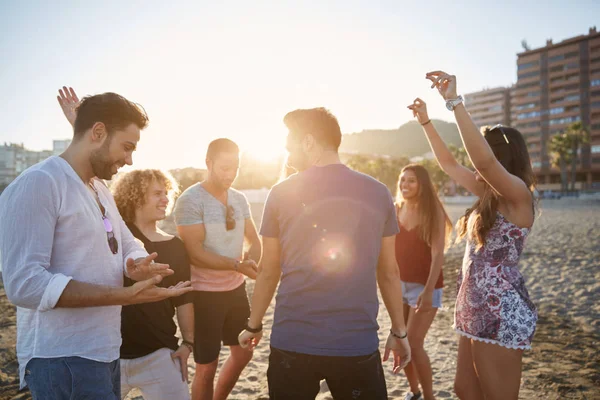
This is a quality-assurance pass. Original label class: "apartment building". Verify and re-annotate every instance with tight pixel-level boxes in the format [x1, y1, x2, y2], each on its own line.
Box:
[52, 139, 71, 156]
[465, 86, 512, 128]
[513, 27, 600, 188]
[0, 140, 68, 186]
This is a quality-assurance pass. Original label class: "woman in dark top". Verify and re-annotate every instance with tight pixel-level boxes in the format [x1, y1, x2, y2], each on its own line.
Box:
[112, 169, 194, 400]
[395, 164, 452, 400]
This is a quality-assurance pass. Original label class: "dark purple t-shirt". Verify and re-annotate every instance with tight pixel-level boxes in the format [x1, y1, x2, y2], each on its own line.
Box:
[260, 164, 399, 356]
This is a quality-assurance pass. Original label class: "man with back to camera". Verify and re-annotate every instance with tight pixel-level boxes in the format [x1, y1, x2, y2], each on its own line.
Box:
[174, 138, 262, 400]
[0, 87, 192, 399]
[238, 107, 411, 399]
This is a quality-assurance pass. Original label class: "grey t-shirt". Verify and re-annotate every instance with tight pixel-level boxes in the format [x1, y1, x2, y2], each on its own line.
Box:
[173, 183, 251, 291]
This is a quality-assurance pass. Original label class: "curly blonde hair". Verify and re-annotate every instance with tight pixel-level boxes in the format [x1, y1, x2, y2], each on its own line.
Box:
[111, 169, 180, 224]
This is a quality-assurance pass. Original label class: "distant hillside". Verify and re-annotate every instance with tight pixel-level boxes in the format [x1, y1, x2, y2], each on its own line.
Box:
[340, 119, 462, 158]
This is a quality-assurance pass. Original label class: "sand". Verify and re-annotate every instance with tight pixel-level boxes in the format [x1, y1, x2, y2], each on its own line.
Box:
[1, 199, 599, 400]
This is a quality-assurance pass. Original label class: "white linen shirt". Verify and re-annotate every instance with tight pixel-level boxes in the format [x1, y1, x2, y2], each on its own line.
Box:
[0, 156, 148, 388]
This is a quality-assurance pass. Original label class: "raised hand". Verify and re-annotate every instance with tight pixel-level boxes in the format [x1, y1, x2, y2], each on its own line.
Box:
[426, 71, 458, 100]
[407, 98, 430, 125]
[126, 252, 174, 282]
[125, 276, 193, 305]
[383, 332, 411, 374]
[57, 86, 80, 127]
[238, 328, 262, 351]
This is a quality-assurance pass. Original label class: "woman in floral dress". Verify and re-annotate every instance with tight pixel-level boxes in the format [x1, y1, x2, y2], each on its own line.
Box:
[408, 71, 537, 400]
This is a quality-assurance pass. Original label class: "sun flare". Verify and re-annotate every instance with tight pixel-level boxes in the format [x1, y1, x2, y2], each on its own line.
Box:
[240, 135, 286, 163]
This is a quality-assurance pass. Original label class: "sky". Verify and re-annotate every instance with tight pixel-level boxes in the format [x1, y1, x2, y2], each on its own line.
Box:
[0, 0, 599, 169]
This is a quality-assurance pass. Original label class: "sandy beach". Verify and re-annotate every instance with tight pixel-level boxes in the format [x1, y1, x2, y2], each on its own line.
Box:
[1, 199, 598, 400]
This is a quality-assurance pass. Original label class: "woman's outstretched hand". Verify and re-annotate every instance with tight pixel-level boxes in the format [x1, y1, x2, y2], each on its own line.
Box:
[407, 98, 429, 125]
[426, 71, 458, 100]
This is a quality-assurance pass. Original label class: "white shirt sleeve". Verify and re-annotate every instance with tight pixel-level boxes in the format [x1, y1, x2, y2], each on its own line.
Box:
[0, 170, 73, 311]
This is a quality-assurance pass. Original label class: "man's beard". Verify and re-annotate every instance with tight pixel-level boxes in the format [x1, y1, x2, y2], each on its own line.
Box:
[90, 140, 118, 180]
[214, 174, 233, 190]
[286, 152, 310, 172]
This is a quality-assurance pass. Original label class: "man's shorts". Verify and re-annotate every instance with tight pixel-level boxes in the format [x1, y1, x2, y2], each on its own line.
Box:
[192, 282, 250, 364]
[401, 281, 443, 308]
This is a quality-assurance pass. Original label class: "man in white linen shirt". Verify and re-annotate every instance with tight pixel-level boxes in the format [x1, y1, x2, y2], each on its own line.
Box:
[0, 88, 192, 400]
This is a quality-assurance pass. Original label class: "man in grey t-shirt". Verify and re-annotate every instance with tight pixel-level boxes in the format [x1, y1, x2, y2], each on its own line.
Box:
[174, 138, 261, 400]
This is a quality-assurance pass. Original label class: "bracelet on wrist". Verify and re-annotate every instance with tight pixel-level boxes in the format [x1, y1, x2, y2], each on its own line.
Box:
[233, 260, 240, 271]
[420, 119, 431, 126]
[181, 340, 194, 351]
[390, 329, 408, 339]
[245, 320, 263, 333]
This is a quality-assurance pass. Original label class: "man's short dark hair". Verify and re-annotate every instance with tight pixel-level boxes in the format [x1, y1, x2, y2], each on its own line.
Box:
[73, 93, 149, 137]
[206, 138, 240, 161]
[283, 108, 342, 150]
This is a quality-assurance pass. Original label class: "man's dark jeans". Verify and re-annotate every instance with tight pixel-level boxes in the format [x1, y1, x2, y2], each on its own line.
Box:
[267, 346, 387, 400]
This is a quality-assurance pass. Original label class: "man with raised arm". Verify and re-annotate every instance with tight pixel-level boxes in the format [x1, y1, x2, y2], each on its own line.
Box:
[239, 107, 411, 399]
[0, 87, 192, 400]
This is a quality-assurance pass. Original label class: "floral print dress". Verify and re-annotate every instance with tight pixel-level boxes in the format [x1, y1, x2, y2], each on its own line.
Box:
[454, 211, 537, 349]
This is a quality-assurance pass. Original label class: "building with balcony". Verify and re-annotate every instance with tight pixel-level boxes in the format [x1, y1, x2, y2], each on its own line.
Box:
[513, 27, 600, 188]
[465, 86, 512, 128]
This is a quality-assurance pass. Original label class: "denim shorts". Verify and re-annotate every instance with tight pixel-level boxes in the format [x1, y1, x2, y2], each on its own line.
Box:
[401, 281, 443, 308]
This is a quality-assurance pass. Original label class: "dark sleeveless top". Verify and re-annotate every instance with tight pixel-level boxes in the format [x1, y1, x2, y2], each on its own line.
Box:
[120, 223, 193, 359]
[395, 220, 444, 289]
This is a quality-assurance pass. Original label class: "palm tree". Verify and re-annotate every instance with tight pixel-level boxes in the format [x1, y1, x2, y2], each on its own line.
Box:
[548, 132, 573, 192]
[565, 122, 589, 191]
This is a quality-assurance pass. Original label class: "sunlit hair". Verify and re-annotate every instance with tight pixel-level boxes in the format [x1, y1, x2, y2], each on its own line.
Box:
[395, 164, 452, 249]
[73, 92, 148, 139]
[283, 107, 342, 150]
[111, 169, 180, 224]
[456, 126, 536, 249]
[206, 138, 239, 161]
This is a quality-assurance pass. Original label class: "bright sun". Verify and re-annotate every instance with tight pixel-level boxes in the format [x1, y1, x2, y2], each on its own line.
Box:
[241, 135, 286, 163]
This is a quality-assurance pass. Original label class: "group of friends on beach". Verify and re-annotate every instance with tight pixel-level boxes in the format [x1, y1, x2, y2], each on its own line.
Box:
[0, 71, 538, 400]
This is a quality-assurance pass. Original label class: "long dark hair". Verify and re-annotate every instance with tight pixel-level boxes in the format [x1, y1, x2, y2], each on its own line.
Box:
[396, 164, 452, 248]
[457, 126, 536, 249]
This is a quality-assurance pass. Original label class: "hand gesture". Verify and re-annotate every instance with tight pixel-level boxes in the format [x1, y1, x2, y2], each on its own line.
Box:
[238, 328, 262, 350]
[416, 290, 434, 313]
[383, 331, 411, 374]
[426, 71, 458, 100]
[238, 260, 258, 280]
[171, 343, 192, 382]
[57, 86, 80, 127]
[126, 252, 174, 282]
[407, 98, 429, 125]
[125, 276, 193, 305]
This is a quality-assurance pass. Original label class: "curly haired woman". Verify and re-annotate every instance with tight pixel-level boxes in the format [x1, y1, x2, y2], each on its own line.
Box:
[112, 169, 194, 400]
